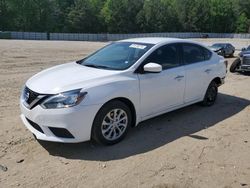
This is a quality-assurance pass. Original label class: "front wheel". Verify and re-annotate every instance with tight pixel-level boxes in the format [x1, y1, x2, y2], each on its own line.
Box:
[201, 81, 218, 106]
[91, 100, 132, 145]
[230, 58, 241, 73]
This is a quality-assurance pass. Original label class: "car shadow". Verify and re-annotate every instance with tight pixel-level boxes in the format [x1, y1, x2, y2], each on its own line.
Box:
[240, 72, 250, 76]
[39, 93, 250, 161]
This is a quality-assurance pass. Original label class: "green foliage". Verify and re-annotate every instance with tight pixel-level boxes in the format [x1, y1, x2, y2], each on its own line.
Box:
[66, 0, 105, 33]
[137, 0, 180, 32]
[0, 0, 12, 30]
[0, 0, 249, 33]
[209, 0, 236, 33]
[101, 0, 144, 33]
[236, 13, 249, 33]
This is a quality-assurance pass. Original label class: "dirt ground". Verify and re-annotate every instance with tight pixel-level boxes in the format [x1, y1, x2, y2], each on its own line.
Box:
[0, 39, 250, 188]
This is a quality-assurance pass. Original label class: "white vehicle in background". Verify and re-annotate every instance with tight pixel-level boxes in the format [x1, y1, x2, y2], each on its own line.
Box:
[20, 38, 227, 145]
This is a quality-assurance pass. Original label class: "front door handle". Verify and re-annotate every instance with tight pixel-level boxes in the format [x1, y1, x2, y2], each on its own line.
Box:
[204, 69, 212, 73]
[174, 75, 184, 80]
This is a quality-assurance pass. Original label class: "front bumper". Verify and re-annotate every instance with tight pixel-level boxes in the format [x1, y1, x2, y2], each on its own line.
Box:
[237, 65, 250, 72]
[20, 101, 101, 143]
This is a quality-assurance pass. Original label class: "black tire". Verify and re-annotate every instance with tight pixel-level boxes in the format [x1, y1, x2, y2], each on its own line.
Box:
[201, 81, 218, 106]
[230, 58, 241, 73]
[91, 100, 132, 145]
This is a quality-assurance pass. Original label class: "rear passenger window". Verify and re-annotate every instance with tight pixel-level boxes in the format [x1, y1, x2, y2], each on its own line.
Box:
[183, 44, 204, 64]
[203, 48, 212, 61]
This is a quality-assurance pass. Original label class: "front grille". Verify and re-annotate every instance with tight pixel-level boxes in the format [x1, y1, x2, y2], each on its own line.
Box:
[24, 87, 40, 105]
[242, 56, 250, 65]
[49, 127, 74, 138]
[26, 118, 44, 133]
[23, 86, 49, 109]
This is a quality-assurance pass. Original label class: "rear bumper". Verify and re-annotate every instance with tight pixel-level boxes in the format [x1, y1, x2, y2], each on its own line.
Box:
[20, 101, 101, 143]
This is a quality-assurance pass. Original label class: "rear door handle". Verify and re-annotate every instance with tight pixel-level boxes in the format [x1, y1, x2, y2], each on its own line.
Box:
[174, 75, 184, 80]
[205, 69, 212, 73]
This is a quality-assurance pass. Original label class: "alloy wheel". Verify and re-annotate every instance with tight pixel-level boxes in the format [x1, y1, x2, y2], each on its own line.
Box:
[101, 109, 128, 141]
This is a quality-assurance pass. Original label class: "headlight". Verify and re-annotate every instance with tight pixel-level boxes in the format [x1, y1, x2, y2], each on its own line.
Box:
[41, 89, 87, 109]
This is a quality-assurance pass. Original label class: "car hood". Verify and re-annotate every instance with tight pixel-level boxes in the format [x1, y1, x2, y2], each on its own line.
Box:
[240, 50, 250, 56]
[243, 53, 250, 57]
[26, 62, 121, 94]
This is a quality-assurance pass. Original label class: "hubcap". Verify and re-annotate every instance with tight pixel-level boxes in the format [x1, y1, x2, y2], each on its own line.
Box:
[101, 109, 128, 141]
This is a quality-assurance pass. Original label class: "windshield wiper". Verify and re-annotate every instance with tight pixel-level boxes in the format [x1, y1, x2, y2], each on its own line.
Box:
[84, 64, 112, 70]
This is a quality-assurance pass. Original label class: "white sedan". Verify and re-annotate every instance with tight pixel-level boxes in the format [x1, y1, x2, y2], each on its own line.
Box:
[20, 38, 227, 145]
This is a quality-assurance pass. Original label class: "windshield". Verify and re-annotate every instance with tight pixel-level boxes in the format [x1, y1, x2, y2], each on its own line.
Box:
[78, 42, 153, 70]
[247, 45, 250, 50]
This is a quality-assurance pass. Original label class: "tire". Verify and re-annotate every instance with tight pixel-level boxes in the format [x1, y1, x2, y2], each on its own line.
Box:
[201, 81, 218, 106]
[91, 100, 132, 145]
[230, 58, 241, 73]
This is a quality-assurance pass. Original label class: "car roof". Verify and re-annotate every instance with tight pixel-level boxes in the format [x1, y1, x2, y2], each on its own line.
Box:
[213, 43, 228, 45]
[119, 37, 193, 45]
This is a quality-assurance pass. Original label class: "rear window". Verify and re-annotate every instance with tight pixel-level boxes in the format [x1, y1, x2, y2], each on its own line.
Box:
[203, 48, 212, 61]
[183, 43, 212, 64]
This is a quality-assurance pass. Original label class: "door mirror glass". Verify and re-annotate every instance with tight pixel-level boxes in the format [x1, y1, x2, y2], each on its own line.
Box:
[143, 63, 162, 73]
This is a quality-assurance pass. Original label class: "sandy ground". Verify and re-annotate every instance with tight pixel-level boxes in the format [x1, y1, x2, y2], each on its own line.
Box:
[0, 39, 250, 188]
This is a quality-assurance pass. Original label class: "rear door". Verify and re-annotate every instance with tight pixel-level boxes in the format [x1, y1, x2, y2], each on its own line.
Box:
[181, 43, 213, 103]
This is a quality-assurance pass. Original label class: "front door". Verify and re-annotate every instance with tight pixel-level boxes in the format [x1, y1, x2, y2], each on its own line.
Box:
[138, 44, 185, 118]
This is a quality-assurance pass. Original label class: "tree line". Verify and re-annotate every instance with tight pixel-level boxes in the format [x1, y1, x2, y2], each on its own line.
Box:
[0, 0, 250, 33]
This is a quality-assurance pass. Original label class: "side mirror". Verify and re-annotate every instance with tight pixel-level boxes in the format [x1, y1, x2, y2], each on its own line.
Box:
[143, 63, 162, 73]
[242, 48, 246, 51]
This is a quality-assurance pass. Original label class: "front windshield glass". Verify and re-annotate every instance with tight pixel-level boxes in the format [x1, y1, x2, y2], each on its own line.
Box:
[79, 42, 153, 70]
[247, 45, 250, 50]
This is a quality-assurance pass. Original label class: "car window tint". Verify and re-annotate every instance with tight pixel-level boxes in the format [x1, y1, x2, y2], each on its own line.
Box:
[146, 44, 180, 70]
[203, 48, 212, 61]
[81, 42, 153, 70]
[183, 44, 205, 64]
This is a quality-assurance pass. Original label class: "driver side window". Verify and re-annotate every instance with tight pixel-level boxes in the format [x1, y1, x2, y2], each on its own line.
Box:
[145, 44, 180, 70]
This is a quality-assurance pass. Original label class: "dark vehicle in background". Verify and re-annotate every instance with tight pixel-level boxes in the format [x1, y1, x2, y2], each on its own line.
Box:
[230, 54, 250, 73]
[209, 43, 235, 57]
[238, 45, 250, 57]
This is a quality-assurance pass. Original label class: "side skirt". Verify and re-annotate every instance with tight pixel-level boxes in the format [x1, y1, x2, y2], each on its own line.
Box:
[137, 98, 203, 124]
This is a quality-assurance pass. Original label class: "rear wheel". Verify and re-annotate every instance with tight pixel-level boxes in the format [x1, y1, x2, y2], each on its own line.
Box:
[230, 58, 241, 73]
[91, 100, 132, 145]
[201, 81, 218, 106]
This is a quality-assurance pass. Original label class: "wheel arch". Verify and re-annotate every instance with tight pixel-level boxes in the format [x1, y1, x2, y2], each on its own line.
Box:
[211, 77, 222, 86]
[108, 97, 137, 127]
[93, 97, 137, 128]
